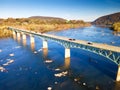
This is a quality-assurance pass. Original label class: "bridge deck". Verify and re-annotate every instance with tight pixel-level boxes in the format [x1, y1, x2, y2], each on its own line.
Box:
[42, 33, 120, 53]
[9, 27, 120, 53]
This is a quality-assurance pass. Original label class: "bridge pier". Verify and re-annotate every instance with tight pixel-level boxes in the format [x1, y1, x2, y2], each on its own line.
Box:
[116, 65, 120, 81]
[30, 34, 35, 51]
[22, 33, 26, 40]
[30, 34, 35, 44]
[22, 33, 26, 46]
[17, 32, 21, 43]
[43, 40, 48, 49]
[65, 48, 70, 59]
[42, 39, 48, 59]
[12, 31, 16, 40]
[17, 32, 21, 39]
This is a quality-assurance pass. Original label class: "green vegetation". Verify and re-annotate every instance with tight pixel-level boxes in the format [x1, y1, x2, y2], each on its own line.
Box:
[0, 17, 91, 38]
[112, 22, 120, 32]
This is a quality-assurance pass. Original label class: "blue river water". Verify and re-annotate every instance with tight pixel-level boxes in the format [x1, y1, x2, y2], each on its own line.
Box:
[0, 26, 120, 90]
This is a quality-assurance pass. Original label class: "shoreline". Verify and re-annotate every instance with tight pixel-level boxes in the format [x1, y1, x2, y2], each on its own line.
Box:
[0, 23, 91, 38]
[43, 24, 91, 33]
[0, 17, 91, 38]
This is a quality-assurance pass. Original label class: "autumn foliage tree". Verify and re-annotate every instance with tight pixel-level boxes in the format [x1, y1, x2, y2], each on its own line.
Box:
[0, 17, 91, 38]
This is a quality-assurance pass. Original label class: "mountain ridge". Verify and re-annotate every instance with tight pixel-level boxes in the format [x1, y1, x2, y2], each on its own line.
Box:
[29, 16, 66, 20]
[92, 12, 120, 26]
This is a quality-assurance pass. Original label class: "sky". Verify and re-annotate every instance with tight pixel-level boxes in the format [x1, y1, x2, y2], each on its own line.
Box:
[0, 0, 120, 21]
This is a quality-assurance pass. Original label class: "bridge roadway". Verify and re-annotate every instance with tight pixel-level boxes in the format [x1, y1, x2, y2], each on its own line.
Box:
[43, 33, 120, 53]
[9, 26, 120, 64]
[9, 27, 120, 53]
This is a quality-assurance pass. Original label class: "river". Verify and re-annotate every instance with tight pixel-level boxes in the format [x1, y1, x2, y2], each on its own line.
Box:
[0, 26, 120, 90]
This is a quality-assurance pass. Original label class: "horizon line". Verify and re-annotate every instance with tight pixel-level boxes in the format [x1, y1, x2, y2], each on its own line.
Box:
[0, 16, 94, 22]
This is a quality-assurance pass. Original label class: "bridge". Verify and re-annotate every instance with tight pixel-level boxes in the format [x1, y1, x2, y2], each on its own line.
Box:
[8, 27, 120, 81]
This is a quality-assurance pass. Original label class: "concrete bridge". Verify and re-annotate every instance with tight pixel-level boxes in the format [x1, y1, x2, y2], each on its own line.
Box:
[8, 27, 120, 81]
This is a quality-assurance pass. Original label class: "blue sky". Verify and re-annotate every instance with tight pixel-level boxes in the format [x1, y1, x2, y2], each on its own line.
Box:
[0, 0, 120, 21]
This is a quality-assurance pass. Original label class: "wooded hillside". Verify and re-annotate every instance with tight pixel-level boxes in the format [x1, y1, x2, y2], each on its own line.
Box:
[92, 12, 120, 26]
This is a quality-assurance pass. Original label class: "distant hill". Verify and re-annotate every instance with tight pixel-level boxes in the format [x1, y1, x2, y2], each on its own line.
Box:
[92, 12, 120, 26]
[0, 19, 3, 24]
[29, 16, 66, 21]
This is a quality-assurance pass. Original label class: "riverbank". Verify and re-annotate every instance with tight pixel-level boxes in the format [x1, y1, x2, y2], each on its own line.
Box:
[0, 18, 91, 38]
[0, 27, 12, 38]
[0, 24, 91, 38]
[13, 23, 91, 32]
[112, 22, 120, 32]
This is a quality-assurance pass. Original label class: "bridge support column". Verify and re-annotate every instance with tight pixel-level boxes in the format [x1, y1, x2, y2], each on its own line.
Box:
[17, 32, 20, 38]
[22, 34, 26, 40]
[12, 31, 16, 40]
[22, 33, 26, 46]
[17, 32, 21, 42]
[43, 40, 48, 49]
[116, 65, 120, 81]
[30, 34, 35, 51]
[17, 32, 21, 38]
[30, 35, 35, 44]
[65, 48, 70, 59]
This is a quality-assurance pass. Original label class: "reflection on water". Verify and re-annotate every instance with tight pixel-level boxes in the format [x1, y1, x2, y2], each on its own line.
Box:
[13, 34, 16, 40]
[30, 43, 35, 51]
[43, 48, 48, 59]
[0, 26, 120, 90]
[113, 31, 120, 36]
[16, 32, 21, 44]
[23, 39, 26, 46]
[64, 57, 70, 69]
[114, 82, 120, 90]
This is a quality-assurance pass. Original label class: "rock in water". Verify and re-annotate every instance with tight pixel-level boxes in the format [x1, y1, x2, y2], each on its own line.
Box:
[47, 87, 52, 90]
[9, 53, 14, 56]
[0, 49, 2, 52]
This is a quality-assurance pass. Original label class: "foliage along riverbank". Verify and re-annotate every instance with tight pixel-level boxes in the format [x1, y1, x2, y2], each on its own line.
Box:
[0, 26, 12, 38]
[0, 17, 91, 38]
[112, 22, 120, 32]
[91, 12, 120, 32]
